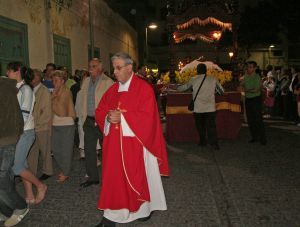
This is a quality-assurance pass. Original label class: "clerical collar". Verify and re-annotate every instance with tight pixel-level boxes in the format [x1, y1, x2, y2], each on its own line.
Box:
[118, 73, 134, 92]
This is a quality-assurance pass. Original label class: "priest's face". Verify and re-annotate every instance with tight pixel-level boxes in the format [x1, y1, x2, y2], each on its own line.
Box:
[113, 58, 133, 84]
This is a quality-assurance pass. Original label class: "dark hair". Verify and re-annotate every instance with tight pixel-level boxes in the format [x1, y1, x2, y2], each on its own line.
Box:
[21, 67, 34, 88]
[274, 66, 281, 71]
[197, 63, 207, 74]
[7, 61, 34, 88]
[255, 68, 262, 75]
[46, 63, 56, 70]
[247, 61, 257, 67]
[7, 61, 23, 72]
[266, 65, 273, 71]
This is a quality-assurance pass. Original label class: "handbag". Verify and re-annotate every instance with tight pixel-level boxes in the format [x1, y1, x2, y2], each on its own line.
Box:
[188, 75, 206, 111]
[188, 100, 194, 111]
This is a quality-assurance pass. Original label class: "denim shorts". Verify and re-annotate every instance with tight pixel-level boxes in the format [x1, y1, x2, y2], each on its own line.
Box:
[12, 129, 35, 175]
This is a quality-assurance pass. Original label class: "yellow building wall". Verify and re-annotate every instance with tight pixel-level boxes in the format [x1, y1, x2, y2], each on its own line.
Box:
[0, 0, 138, 73]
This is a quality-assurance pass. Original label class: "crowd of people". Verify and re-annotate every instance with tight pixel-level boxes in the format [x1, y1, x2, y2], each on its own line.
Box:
[259, 65, 300, 125]
[1, 53, 299, 226]
[0, 53, 169, 227]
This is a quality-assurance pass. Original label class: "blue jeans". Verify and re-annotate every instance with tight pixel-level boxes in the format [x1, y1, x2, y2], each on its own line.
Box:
[0, 144, 27, 217]
[12, 129, 35, 175]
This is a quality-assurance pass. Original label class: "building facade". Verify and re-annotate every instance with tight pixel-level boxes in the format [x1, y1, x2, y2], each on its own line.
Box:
[0, 0, 138, 76]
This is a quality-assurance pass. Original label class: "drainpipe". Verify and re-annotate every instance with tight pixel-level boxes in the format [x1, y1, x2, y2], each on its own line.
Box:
[89, 0, 94, 59]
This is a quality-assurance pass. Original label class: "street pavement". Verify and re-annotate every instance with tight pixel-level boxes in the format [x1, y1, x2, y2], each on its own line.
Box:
[13, 119, 300, 227]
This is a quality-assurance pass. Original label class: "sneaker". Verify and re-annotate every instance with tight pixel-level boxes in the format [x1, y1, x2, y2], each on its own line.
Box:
[4, 208, 29, 227]
[297, 123, 300, 127]
[0, 213, 8, 222]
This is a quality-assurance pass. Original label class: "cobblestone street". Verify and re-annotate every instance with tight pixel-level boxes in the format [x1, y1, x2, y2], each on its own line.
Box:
[15, 120, 300, 227]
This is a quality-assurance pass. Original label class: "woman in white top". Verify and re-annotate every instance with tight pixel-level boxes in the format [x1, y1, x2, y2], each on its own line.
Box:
[6, 62, 47, 205]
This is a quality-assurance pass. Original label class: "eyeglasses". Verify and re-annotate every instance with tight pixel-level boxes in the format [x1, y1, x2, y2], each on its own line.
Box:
[114, 65, 128, 71]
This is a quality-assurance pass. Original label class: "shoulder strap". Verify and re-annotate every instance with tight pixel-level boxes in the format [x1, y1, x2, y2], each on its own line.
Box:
[18, 83, 26, 92]
[193, 75, 206, 102]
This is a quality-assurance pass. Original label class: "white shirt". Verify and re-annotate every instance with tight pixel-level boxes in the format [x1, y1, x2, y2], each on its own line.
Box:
[118, 74, 134, 92]
[16, 81, 35, 131]
[33, 82, 42, 94]
[178, 74, 219, 113]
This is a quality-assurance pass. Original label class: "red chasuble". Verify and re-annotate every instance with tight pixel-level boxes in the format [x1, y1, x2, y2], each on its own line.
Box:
[95, 75, 169, 212]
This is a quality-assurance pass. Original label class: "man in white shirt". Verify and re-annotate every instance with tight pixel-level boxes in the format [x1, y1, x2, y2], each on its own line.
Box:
[178, 63, 222, 150]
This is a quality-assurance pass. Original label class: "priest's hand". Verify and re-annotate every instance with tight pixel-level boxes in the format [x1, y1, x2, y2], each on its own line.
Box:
[107, 110, 121, 124]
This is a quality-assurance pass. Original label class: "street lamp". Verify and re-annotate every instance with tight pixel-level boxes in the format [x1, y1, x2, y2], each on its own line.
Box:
[145, 23, 158, 64]
[228, 51, 234, 63]
[212, 31, 222, 63]
[268, 45, 275, 65]
[212, 32, 222, 41]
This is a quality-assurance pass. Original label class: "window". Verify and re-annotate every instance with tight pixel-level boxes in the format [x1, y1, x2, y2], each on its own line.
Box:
[0, 16, 29, 76]
[53, 34, 72, 72]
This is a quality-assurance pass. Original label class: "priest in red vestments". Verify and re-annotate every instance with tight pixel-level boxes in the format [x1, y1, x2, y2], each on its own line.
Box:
[94, 52, 169, 227]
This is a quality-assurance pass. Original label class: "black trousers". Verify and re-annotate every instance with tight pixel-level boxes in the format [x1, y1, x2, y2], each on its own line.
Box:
[245, 96, 266, 142]
[193, 112, 218, 145]
[83, 117, 102, 182]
